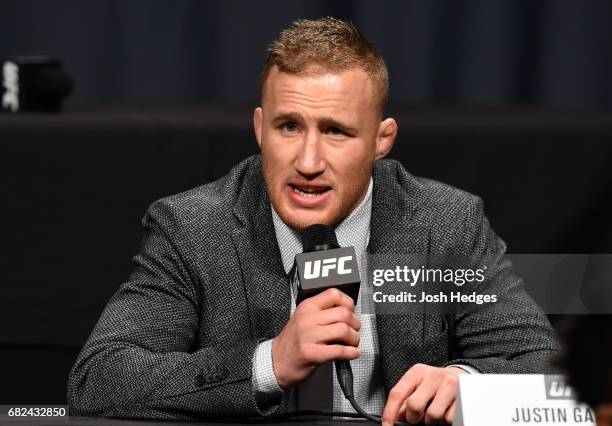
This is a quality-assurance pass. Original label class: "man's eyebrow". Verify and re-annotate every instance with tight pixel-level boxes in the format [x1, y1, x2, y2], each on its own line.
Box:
[318, 117, 358, 134]
[272, 112, 358, 133]
[271, 112, 302, 125]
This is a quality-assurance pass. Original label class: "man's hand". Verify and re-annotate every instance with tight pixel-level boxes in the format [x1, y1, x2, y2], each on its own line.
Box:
[382, 364, 467, 425]
[271, 288, 361, 389]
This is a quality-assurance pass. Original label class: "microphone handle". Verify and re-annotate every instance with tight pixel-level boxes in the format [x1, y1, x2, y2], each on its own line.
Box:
[335, 359, 382, 423]
[335, 360, 354, 398]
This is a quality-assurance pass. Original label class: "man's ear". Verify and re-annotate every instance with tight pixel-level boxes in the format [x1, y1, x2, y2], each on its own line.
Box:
[374, 117, 398, 160]
[253, 107, 263, 148]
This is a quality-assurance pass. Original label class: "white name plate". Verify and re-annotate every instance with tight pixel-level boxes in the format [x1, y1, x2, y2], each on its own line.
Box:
[454, 375, 595, 426]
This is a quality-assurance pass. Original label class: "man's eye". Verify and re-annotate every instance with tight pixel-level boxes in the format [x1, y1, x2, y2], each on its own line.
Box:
[283, 122, 298, 132]
[328, 127, 345, 136]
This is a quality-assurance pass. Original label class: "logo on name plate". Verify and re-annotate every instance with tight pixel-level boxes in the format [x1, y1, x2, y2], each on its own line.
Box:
[544, 375, 573, 400]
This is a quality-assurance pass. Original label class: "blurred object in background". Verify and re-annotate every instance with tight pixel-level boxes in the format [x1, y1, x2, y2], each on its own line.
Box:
[561, 316, 612, 426]
[2, 56, 73, 113]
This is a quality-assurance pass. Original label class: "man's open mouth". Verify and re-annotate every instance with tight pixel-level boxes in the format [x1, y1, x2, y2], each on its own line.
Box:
[289, 183, 331, 198]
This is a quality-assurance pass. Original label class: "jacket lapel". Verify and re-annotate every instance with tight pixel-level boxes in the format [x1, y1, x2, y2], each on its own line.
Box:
[231, 158, 291, 341]
[369, 160, 431, 391]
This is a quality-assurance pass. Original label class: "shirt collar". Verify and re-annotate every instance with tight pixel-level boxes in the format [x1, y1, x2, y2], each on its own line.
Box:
[271, 178, 373, 274]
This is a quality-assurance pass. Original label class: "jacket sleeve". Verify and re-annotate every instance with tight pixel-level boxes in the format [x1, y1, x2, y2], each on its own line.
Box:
[67, 200, 285, 420]
[444, 197, 561, 373]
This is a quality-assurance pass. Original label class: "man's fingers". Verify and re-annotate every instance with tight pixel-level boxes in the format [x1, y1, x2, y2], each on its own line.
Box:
[301, 288, 355, 311]
[444, 400, 457, 425]
[397, 400, 408, 420]
[315, 323, 360, 347]
[310, 344, 360, 363]
[382, 365, 424, 426]
[403, 372, 441, 424]
[423, 373, 458, 423]
[316, 306, 361, 331]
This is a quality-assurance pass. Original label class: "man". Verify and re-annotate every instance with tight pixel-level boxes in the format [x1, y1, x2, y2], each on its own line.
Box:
[68, 18, 559, 424]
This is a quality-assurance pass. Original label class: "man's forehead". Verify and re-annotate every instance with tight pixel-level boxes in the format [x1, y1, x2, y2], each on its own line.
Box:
[262, 66, 376, 116]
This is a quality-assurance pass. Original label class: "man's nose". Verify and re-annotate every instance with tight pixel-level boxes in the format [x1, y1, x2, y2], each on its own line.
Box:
[295, 131, 326, 177]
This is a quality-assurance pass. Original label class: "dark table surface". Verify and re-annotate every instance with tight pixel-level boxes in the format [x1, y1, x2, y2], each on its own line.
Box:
[0, 416, 389, 425]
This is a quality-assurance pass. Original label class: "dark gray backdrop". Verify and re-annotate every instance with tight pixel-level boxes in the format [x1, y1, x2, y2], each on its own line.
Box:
[1, 0, 612, 110]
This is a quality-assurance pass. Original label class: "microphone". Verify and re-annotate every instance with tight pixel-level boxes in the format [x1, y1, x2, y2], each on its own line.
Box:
[2, 56, 73, 112]
[293, 224, 381, 423]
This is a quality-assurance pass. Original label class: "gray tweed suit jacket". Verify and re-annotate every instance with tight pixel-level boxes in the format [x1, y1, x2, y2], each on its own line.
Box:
[67, 155, 559, 420]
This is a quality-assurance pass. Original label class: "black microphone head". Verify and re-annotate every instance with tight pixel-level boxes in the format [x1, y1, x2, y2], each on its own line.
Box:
[301, 224, 340, 252]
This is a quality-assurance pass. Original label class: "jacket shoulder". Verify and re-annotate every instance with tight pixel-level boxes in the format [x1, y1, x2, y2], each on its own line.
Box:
[146, 155, 259, 229]
[374, 158, 492, 253]
[375, 158, 483, 216]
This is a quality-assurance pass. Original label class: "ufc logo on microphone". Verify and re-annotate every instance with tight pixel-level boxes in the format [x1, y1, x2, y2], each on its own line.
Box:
[304, 256, 353, 279]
